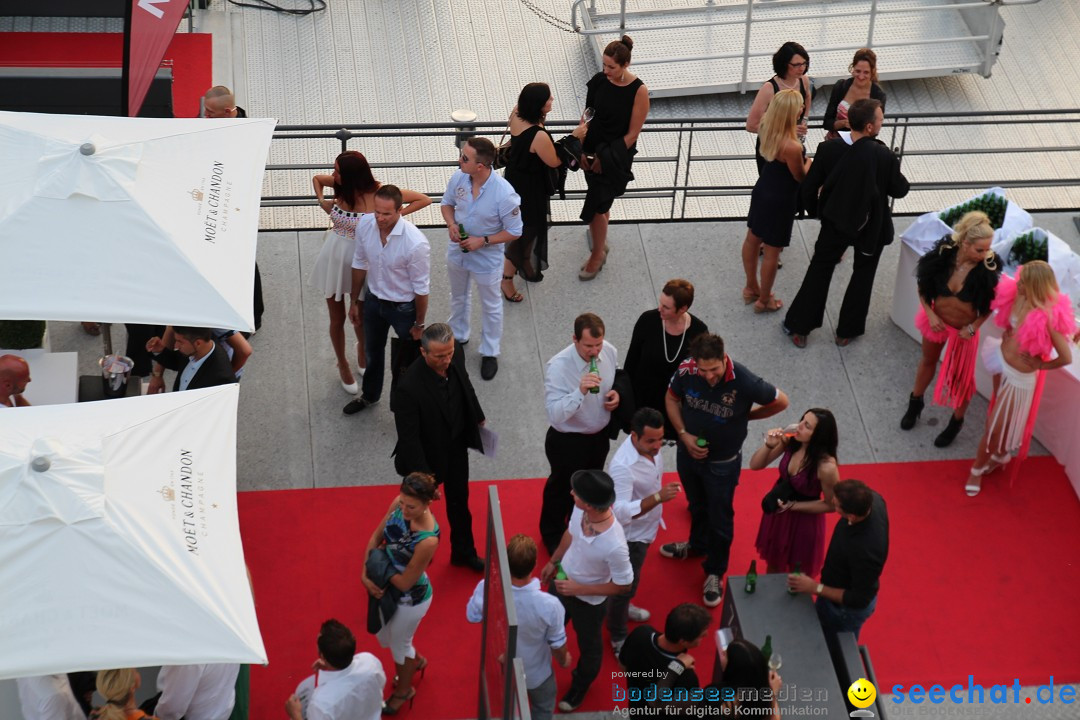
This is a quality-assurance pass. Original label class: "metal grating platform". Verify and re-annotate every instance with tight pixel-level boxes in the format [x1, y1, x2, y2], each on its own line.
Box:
[580, 0, 995, 97]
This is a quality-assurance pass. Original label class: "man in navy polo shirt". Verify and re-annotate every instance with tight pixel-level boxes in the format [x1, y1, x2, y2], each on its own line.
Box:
[661, 333, 788, 607]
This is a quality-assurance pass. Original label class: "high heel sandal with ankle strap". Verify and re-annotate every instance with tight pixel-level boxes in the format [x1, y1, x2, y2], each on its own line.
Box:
[381, 687, 416, 715]
[965, 466, 988, 497]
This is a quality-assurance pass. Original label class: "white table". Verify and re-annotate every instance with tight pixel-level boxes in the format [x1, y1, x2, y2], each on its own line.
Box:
[0, 349, 78, 405]
[891, 240, 1080, 498]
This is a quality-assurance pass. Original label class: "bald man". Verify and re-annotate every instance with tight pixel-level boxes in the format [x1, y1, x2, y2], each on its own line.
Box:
[202, 85, 247, 119]
[203, 85, 262, 330]
[0, 354, 31, 407]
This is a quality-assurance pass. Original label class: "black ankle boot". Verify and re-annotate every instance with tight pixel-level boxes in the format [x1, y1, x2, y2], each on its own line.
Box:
[900, 394, 924, 430]
[934, 414, 964, 447]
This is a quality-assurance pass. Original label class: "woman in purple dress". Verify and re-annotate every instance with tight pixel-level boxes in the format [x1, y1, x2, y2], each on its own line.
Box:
[749, 408, 839, 575]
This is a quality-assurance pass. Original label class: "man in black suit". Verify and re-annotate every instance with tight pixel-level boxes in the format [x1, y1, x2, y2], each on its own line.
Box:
[783, 98, 910, 348]
[147, 326, 237, 392]
[392, 323, 487, 570]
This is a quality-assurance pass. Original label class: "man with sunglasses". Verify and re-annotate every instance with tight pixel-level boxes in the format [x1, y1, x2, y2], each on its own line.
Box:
[440, 137, 523, 381]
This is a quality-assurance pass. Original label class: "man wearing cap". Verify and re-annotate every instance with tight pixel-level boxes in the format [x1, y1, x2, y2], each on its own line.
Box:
[606, 407, 681, 656]
[540, 469, 633, 713]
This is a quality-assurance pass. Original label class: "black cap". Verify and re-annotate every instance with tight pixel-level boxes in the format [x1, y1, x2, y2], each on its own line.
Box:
[571, 469, 616, 509]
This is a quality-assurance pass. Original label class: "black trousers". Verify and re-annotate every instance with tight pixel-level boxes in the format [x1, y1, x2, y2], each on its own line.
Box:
[539, 427, 611, 553]
[784, 221, 884, 339]
[437, 444, 477, 560]
[550, 584, 609, 696]
[253, 262, 264, 331]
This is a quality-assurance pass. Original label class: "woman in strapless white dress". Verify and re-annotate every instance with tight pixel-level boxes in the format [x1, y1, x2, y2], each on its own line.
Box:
[312, 151, 431, 394]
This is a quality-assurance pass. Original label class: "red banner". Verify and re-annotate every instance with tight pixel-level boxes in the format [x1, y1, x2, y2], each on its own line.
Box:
[127, 0, 187, 116]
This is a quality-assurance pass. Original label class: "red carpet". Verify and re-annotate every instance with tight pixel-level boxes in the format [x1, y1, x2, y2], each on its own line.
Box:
[0, 32, 212, 118]
[237, 457, 1080, 718]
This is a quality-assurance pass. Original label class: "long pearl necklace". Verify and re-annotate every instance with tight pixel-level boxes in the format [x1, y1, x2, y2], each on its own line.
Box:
[662, 314, 690, 364]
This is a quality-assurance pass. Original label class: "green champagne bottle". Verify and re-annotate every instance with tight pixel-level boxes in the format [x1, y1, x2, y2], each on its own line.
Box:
[555, 562, 568, 581]
[761, 634, 773, 660]
[588, 356, 600, 393]
[788, 561, 802, 595]
[744, 559, 757, 594]
[458, 223, 470, 253]
[696, 437, 709, 449]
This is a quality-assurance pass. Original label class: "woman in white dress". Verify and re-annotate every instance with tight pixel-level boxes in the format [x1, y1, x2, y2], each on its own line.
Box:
[311, 151, 431, 393]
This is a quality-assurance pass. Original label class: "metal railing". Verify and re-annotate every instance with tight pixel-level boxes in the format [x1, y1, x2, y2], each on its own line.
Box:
[259, 107, 1080, 230]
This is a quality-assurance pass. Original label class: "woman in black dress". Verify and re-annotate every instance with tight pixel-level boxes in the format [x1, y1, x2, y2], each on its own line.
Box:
[746, 41, 811, 174]
[502, 83, 562, 302]
[741, 89, 809, 313]
[578, 35, 650, 281]
[624, 279, 709, 439]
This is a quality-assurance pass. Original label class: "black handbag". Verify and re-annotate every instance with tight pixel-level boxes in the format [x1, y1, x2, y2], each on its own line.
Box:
[761, 472, 818, 513]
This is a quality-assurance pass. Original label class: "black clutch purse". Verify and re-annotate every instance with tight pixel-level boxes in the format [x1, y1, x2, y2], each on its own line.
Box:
[761, 475, 818, 514]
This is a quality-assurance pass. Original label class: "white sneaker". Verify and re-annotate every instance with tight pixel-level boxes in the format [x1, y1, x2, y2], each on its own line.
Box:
[703, 574, 722, 608]
[628, 604, 651, 622]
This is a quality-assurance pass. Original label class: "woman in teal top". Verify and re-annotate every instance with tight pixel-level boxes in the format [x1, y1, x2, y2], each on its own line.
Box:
[361, 473, 441, 714]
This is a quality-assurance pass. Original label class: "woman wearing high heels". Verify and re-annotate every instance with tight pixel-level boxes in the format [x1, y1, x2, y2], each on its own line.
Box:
[577, 35, 650, 281]
[964, 261, 1075, 496]
[361, 473, 440, 714]
[901, 211, 1000, 446]
[750, 408, 839, 576]
[741, 89, 810, 314]
[311, 152, 431, 394]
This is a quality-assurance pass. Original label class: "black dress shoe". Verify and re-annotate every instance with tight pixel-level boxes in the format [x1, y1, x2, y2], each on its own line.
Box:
[480, 356, 498, 380]
[934, 414, 964, 447]
[343, 397, 378, 415]
[451, 554, 485, 572]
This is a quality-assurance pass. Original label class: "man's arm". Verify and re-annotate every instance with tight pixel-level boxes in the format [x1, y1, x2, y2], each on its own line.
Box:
[887, 150, 910, 200]
[154, 665, 199, 720]
[544, 360, 589, 426]
[465, 579, 486, 623]
[391, 384, 431, 473]
[748, 389, 789, 420]
[224, 332, 253, 373]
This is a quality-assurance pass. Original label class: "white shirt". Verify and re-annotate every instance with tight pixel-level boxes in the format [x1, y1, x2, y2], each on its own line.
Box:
[301, 653, 385, 720]
[351, 214, 431, 302]
[561, 506, 634, 605]
[441, 169, 523, 274]
[155, 664, 239, 720]
[466, 578, 567, 689]
[179, 341, 216, 391]
[608, 435, 665, 543]
[544, 340, 618, 434]
[15, 675, 84, 720]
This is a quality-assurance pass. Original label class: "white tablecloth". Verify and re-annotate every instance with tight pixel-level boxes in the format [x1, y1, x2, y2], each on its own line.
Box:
[891, 240, 1080, 498]
[0, 349, 78, 405]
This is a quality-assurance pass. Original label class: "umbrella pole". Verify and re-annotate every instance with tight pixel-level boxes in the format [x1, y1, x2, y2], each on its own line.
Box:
[101, 323, 114, 357]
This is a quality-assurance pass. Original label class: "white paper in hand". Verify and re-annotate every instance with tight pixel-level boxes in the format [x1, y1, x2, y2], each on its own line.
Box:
[478, 426, 499, 459]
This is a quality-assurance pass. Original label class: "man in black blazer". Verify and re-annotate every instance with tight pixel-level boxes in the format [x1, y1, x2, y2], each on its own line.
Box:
[392, 323, 487, 570]
[149, 326, 237, 392]
[783, 98, 910, 348]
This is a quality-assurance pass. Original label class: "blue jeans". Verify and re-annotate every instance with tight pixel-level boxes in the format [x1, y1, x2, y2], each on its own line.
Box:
[815, 594, 877, 641]
[677, 450, 742, 577]
[361, 293, 416, 402]
[527, 672, 556, 720]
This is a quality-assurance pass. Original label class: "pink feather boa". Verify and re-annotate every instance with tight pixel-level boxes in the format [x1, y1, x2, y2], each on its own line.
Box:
[991, 272, 1076, 359]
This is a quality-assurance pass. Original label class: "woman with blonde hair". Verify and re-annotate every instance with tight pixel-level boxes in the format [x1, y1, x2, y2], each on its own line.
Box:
[91, 669, 157, 720]
[902, 211, 1001, 446]
[741, 89, 810, 313]
[965, 261, 1076, 495]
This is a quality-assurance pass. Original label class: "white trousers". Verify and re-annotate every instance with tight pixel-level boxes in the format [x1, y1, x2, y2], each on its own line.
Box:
[376, 596, 433, 665]
[447, 260, 503, 357]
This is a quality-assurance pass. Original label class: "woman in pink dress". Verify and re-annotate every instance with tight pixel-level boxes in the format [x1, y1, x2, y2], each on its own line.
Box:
[965, 261, 1076, 496]
[750, 408, 840, 575]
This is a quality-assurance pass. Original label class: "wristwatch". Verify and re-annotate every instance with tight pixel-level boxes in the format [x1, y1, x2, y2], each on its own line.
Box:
[653, 492, 662, 504]
[413, 322, 425, 329]
[815, 583, 824, 595]
[483, 235, 491, 245]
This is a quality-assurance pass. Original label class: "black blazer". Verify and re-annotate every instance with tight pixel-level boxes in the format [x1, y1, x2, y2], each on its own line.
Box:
[391, 343, 486, 480]
[822, 79, 887, 132]
[156, 341, 237, 392]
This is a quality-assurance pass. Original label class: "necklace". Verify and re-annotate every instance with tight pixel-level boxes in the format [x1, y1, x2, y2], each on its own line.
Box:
[775, 75, 799, 90]
[662, 314, 690, 364]
[582, 511, 613, 535]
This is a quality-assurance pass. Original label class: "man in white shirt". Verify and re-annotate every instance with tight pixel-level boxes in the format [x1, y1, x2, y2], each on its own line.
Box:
[606, 407, 681, 655]
[540, 469, 634, 713]
[153, 664, 239, 720]
[466, 534, 571, 720]
[440, 136, 523, 381]
[539, 313, 620, 553]
[15, 675, 84, 720]
[286, 619, 385, 720]
[345, 185, 431, 414]
[0, 354, 31, 407]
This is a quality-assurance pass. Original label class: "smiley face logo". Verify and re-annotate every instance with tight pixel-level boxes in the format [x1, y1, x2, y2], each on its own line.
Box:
[848, 678, 876, 708]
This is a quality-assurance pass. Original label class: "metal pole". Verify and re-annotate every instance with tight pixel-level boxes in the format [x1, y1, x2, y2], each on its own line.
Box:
[670, 126, 683, 220]
[739, 0, 755, 93]
[680, 122, 696, 220]
[121, 0, 133, 117]
[867, 0, 878, 47]
[619, 0, 627, 31]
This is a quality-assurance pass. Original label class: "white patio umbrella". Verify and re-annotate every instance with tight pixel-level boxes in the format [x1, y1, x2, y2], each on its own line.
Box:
[0, 384, 265, 679]
[0, 111, 276, 332]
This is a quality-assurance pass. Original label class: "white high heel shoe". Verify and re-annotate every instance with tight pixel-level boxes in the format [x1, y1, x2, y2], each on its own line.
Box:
[355, 341, 366, 378]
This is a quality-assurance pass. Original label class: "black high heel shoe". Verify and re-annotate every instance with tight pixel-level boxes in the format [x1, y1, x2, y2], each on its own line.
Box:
[900, 394, 924, 430]
[934, 415, 964, 447]
[382, 687, 416, 715]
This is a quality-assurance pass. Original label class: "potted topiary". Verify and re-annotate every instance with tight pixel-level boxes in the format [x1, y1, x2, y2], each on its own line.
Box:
[0, 320, 47, 350]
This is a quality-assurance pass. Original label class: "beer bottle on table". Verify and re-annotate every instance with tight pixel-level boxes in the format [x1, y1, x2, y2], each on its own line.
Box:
[458, 223, 470, 253]
[588, 356, 600, 393]
[761, 635, 773, 660]
[744, 559, 757, 594]
[788, 561, 802, 595]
